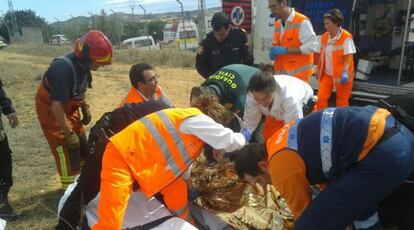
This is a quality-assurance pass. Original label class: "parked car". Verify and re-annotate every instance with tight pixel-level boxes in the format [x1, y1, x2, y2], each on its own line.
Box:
[0, 36, 7, 49]
[122, 36, 159, 51]
[50, 34, 68, 45]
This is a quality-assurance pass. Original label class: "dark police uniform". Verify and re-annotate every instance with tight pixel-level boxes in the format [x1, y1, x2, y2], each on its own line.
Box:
[0, 80, 15, 199]
[196, 28, 253, 79]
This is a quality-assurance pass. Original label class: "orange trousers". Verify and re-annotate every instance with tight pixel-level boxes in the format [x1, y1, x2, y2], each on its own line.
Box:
[35, 85, 87, 189]
[263, 116, 285, 141]
[316, 72, 353, 110]
[92, 143, 193, 230]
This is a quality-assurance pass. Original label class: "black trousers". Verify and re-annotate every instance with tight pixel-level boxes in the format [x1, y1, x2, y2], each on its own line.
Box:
[0, 135, 12, 195]
[56, 137, 106, 230]
[378, 178, 414, 230]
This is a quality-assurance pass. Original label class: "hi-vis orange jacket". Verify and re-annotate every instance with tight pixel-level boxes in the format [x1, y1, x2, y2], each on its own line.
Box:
[119, 86, 163, 107]
[273, 12, 314, 82]
[109, 107, 205, 198]
[318, 29, 355, 80]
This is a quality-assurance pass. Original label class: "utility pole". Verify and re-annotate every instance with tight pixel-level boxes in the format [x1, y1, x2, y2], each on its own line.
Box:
[176, 0, 187, 49]
[138, 4, 150, 51]
[130, 5, 136, 22]
[110, 9, 122, 49]
[8, 0, 20, 40]
[88, 12, 96, 29]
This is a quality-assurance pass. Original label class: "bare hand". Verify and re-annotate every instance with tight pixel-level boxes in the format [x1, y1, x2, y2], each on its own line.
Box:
[7, 113, 18, 128]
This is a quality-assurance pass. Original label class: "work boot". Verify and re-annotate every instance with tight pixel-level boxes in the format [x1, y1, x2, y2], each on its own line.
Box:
[0, 193, 19, 221]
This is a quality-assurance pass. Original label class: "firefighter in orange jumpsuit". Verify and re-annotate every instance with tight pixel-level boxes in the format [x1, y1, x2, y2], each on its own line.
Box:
[35, 30, 113, 189]
[317, 9, 356, 110]
[267, 0, 319, 83]
[119, 63, 171, 107]
[92, 91, 251, 229]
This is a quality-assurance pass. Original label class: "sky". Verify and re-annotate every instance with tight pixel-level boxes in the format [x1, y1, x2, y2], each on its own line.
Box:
[0, 0, 221, 23]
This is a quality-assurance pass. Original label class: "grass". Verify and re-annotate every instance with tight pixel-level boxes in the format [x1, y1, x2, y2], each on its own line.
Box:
[3, 43, 196, 69]
[0, 43, 202, 229]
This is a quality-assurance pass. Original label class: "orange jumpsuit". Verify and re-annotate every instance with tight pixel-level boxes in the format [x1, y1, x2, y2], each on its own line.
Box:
[35, 56, 88, 189]
[93, 108, 205, 229]
[317, 29, 355, 110]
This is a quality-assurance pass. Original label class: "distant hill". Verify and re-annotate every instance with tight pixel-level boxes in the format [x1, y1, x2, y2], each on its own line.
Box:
[49, 6, 221, 27]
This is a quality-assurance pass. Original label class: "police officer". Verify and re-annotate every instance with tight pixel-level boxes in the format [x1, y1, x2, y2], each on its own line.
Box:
[196, 12, 253, 79]
[0, 79, 19, 220]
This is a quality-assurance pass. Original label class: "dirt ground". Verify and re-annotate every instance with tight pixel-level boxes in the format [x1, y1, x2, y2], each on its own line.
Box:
[0, 48, 202, 229]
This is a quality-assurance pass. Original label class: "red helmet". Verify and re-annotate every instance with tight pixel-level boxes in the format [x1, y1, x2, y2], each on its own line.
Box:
[74, 30, 113, 65]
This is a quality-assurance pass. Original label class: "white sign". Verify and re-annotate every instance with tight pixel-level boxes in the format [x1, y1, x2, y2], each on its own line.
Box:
[231, 6, 245, 26]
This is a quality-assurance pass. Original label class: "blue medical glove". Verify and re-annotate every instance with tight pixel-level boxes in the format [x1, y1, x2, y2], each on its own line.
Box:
[340, 70, 349, 84]
[268, 46, 287, 61]
[241, 128, 252, 142]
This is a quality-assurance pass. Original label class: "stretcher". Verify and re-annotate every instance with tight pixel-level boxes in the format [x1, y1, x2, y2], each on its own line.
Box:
[58, 160, 294, 230]
[58, 181, 229, 230]
[58, 182, 197, 230]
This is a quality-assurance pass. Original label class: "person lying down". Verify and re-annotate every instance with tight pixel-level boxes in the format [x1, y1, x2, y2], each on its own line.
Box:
[58, 181, 230, 230]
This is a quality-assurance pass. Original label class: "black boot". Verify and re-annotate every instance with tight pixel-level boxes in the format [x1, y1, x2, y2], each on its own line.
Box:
[0, 192, 19, 221]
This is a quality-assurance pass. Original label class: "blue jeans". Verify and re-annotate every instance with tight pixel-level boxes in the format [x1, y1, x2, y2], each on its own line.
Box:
[294, 124, 414, 230]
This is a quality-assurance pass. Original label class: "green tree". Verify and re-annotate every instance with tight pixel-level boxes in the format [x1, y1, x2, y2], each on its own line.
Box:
[0, 9, 47, 42]
[148, 21, 166, 42]
[96, 10, 124, 47]
[122, 20, 165, 42]
[122, 21, 146, 40]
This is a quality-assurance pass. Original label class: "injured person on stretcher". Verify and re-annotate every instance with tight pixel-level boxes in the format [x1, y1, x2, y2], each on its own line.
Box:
[58, 180, 231, 230]
[57, 158, 293, 230]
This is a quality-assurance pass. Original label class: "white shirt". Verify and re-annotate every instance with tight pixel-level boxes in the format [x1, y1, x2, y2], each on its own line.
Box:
[243, 75, 314, 132]
[324, 28, 356, 77]
[179, 114, 245, 153]
[276, 8, 319, 54]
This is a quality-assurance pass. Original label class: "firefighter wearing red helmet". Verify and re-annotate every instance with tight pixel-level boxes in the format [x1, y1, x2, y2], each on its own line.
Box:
[35, 30, 113, 189]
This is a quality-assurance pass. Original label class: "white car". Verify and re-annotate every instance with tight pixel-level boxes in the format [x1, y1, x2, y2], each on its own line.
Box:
[122, 36, 160, 51]
[50, 34, 68, 45]
[0, 36, 7, 49]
